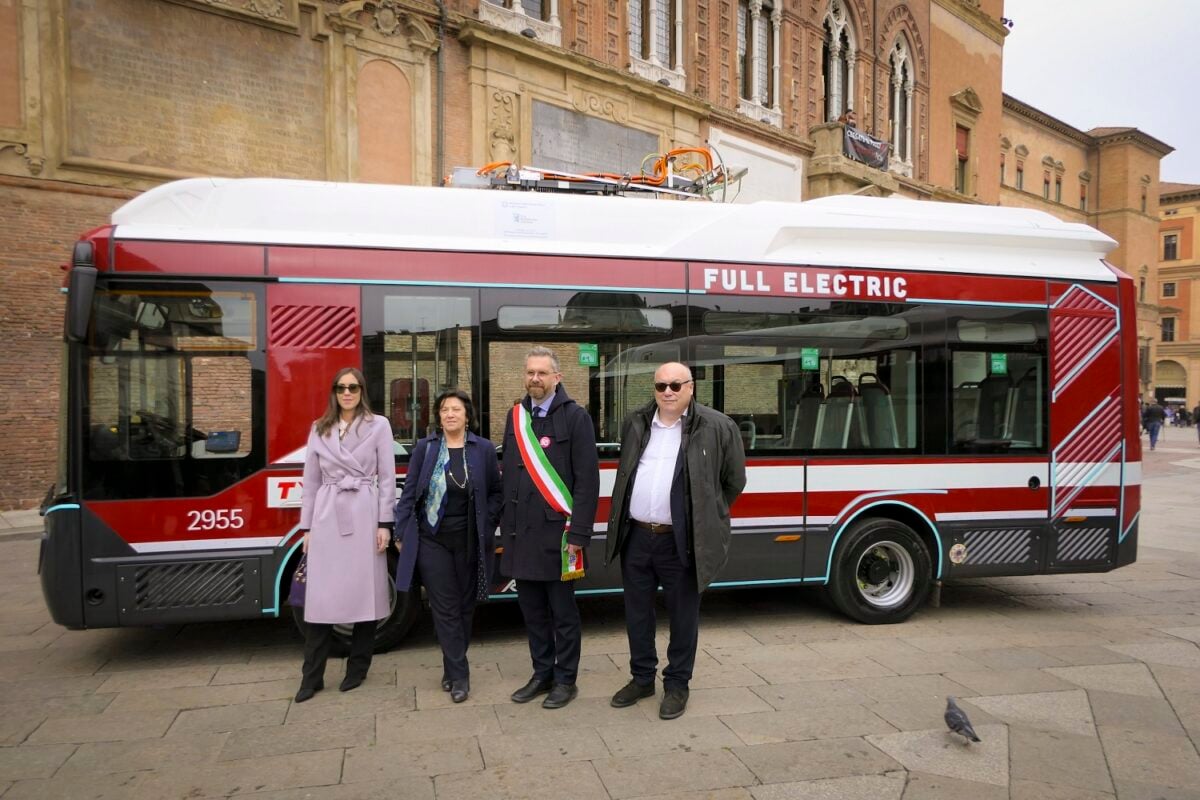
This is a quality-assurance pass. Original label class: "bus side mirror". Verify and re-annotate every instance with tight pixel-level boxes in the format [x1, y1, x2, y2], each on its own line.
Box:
[65, 243, 97, 343]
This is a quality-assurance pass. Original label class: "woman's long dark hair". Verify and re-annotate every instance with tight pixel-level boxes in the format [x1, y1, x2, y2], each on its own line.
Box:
[432, 389, 477, 433]
[315, 367, 374, 437]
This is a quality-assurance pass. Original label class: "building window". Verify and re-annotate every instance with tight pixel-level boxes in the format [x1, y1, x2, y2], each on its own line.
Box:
[1054, 176, 1062, 204]
[1141, 187, 1148, 213]
[628, 0, 684, 90]
[1162, 317, 1176, 343]
[1080, 184, 1088, 212]
[1042, 172, 1050, 200]
[1162, 282, 1177, 298]
[1000, 154, 1005, 186]
[954, 125, 969, 195]
[822, 0, 856, 122]
[1139, 276, 1146, 303]
[1164, 234, 1178, 261]
[736, 1, 781, 125]
[481, 0, 561, 45]
[1016, 163, 1024, 190]
[887, 37, 913, 172]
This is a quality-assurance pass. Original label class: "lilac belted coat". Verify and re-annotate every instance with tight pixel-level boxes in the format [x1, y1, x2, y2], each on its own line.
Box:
[298, 413, 396, 624]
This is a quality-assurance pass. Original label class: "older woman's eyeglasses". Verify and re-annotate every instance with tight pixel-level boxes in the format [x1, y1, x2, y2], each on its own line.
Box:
[334, 383, 361, 394]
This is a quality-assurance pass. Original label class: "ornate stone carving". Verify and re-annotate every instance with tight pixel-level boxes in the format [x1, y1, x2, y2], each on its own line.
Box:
[334, 2, 437, 47]
[949, 86, 982, 118]
[194, 0, 295, 24]
[489, 90, 517, 163]
[570, 90, 630, 124]
[0, 141, 44, 176]
[478, 1, 562, 47]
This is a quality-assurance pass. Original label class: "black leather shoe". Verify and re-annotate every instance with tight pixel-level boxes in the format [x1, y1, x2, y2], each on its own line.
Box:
[659, 687, 689, 720]
[611, 679, 655, 708]
[441, 677, 452, 692]
[339, 674, 365, 693]
[294, 679, 324, 703]
[450, 678, 470, 704]
[510, 677, 554, 704]
[542, 683, 578, 709]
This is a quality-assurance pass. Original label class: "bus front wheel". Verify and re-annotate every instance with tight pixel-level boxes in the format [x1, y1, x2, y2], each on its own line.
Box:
[289, 548, 422, 654]
[827, 517, 932, 624]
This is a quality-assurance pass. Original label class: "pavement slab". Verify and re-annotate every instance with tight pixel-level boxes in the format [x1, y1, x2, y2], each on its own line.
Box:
[866, 725, 1009, 787]
[1098, 726, 1200, 791]
[197, 778, 435, 800]
[1008, 725, 1114, 794]
[138, 747, 345, 798]
[168, 698, 289, 735]
[341, 736, 483, 781]
[898, 771, 1009, 799]
[0, 742, 76, 781]
[1087, 688, 1188, 734]
[1043, 662, 1165, 697]
[732, 737, 902, 784]
[1104, 640, 1200, 668]
[595, 715, 743, 756]
[219, 715, 376, 761]
[750, 773, 906, 800]
[1008, 780, 1115, 800]
[435, 760, 611, 800]
[2, 769, 161, 800]
[285, 685, 416, 724]
[940, 667, 1076, 695]
[865, 696, 998, 733]
[26, 708, 179, 744]
[376, 704, 501, 743]
[966, 689, 1096, 737]
[719, 705, 895, 745]
[477, 725, 610, 765]
[749, 679, 874, 710]
[593, 749, 757, 799]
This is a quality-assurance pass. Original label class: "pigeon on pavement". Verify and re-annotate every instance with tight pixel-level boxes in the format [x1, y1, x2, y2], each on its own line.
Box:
[944, 696, 981, 743]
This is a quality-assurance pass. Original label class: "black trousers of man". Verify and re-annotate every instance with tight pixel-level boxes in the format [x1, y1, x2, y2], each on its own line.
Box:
[621, 525, 701, 690]
[515, 579, 581, 685]
[417, 534, 478, 682]
[300, 620, 375, 690]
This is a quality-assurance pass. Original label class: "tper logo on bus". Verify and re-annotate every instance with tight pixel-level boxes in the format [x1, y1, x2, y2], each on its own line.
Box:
[268, 477, 304, 508]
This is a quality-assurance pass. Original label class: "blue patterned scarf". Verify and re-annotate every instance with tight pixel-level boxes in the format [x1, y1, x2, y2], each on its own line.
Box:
[423, 437, 449, 530]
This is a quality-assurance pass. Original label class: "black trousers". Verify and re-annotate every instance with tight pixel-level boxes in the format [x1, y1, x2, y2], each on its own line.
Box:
[300, 620, 374, 689]
[515, 578, 581, 685]
[621, 525, 700, 690]
[418, 534, 478, 681]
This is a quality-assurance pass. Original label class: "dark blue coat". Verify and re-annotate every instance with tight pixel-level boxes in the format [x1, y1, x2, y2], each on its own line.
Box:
[499, 384, 600, 581]
[393, 431, 503, 593]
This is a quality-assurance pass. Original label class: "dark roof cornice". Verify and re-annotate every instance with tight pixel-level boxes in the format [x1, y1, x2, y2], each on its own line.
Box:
[1002, 95, 1091, 146]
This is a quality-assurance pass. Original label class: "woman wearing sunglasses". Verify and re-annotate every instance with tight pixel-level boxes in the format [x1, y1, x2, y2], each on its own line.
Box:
[392, 389, 502, 703]
[294, 367, 396, 702]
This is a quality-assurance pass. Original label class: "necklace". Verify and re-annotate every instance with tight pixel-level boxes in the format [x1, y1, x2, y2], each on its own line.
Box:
[447, 450, 469, 489]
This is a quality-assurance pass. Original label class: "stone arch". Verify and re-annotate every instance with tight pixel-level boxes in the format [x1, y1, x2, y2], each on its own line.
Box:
[356, 59, 413, 185]
[1155, 359, 1187, 387]
[880, 4, 927, 84]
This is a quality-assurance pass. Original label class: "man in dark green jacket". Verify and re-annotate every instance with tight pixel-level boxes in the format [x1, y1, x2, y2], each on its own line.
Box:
[604, 362, 746, 719]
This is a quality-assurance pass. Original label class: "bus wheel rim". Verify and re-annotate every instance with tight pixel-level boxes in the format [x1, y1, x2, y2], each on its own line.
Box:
[854, 540, 914, 609]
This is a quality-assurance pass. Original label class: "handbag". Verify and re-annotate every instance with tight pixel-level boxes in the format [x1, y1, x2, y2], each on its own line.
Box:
[288, 553, 307, 607]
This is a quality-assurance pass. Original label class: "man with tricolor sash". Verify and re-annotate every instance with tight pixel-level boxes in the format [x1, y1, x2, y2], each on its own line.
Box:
[500, 347, 600, 709]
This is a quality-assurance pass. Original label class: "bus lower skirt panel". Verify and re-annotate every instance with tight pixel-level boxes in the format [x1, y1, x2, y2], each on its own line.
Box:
[115, 557, 264, 625]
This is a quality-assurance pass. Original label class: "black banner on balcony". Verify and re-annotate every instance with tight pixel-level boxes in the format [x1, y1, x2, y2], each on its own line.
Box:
[843, 127, 890, 170]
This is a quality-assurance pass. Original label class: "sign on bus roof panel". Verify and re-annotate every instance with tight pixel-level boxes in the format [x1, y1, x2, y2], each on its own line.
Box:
[111, 178, 1120, 284]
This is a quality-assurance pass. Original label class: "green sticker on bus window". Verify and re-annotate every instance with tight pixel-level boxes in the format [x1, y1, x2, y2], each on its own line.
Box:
[578, 343, 598, 367]
[801, 347, 820, 371]
[990, 352, 1008, 375]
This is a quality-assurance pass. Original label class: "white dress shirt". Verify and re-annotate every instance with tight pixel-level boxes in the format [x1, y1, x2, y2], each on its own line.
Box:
[628, 410, 685, 525]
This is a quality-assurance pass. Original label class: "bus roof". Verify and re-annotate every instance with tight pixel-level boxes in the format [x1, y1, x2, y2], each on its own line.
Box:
[111, 177, 1119, 282]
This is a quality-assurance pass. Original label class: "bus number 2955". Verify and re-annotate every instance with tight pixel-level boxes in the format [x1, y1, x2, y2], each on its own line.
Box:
[186, 509, 246, 531]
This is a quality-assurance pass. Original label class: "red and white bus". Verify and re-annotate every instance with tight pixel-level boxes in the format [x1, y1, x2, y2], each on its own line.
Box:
[41, 177, 1141, 648]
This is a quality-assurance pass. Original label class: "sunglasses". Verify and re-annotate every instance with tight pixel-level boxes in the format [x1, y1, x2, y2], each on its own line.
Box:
[654, 380, 692, 393]
[334, 383, 362, 394]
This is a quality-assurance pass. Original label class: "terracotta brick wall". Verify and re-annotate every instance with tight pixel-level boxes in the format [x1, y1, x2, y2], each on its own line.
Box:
[0, 181, 128, 508]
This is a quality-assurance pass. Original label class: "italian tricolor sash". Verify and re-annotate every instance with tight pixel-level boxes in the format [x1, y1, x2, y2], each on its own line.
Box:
[512, 404, 585, 581]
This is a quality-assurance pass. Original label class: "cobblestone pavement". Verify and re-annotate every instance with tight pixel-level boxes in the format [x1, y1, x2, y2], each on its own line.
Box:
[1, 442, 1198, 799]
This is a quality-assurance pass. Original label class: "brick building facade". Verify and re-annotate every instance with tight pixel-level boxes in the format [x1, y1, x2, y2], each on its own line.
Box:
[0, 0, 1172, 508]
[1157, 183, 1200, 409]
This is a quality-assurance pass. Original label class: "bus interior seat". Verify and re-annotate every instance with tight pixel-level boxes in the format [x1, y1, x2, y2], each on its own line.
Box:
[858, 373, 899, 448]
[1008, 368, 1041, 446]
[788, 382, 824, 448]
[975, 373, 1012, 440]
[814, 377, 858, 449]
[738, 420, 756, 450]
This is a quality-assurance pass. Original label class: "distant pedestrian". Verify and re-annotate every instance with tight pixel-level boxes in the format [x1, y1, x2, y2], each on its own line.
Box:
[295, 368, 395, 703]
[604, 362, 746, 720]
[1142, 399, 1166, 451]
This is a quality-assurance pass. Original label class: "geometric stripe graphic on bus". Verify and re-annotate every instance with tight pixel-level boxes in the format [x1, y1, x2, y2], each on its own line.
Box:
[1051, 389, 1122, 518]
[1050, 284, 1117, 401]
[270, 304, 357, 349]
[961, 528, 1034, 566]
[1052, 526, 1111, 566]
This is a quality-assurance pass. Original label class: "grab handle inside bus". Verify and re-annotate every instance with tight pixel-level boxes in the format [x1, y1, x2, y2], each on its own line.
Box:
[66, 242, 97, 343]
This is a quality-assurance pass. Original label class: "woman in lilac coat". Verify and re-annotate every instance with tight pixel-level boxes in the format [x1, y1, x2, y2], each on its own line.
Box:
[295, 367, 396, 703]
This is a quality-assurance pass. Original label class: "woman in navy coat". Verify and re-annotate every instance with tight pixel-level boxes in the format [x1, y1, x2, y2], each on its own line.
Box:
[394, 389, 502, 702]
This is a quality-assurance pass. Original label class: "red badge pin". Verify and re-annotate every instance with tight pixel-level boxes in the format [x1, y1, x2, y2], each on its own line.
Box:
[539, 436, 551, 448]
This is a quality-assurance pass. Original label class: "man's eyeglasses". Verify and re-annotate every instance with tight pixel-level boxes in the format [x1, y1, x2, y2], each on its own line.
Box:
[654, 380, 692, 393]
[334, 383, 362, 394]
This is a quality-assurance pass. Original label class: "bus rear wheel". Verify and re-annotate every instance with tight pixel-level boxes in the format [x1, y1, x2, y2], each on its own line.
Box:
[827, 517, 932, 624]
[289, 548, 421, 654]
